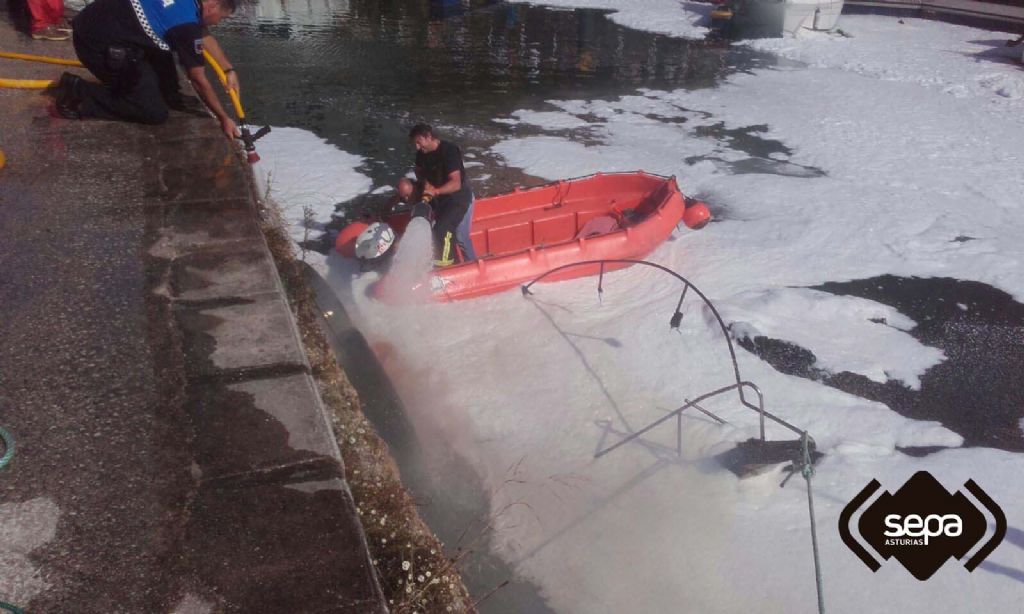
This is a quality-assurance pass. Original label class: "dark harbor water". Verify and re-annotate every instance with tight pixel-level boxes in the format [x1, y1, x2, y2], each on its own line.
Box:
[216, 0, 772, 194]
[739, 276, 1024, 454]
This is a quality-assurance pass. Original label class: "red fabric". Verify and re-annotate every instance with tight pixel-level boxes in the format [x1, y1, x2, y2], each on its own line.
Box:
[28, 0, 64, 32]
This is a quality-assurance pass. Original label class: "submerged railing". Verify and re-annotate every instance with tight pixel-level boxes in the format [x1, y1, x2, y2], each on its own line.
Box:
[522, 259, 826, 613]
[522, 259, 807, 458]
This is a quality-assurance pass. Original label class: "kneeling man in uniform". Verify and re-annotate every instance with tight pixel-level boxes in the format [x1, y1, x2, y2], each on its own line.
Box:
[56, 0, 239, 140]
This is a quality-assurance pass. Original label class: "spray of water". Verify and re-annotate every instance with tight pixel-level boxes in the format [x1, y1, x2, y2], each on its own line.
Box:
[379, 216, 434, 303]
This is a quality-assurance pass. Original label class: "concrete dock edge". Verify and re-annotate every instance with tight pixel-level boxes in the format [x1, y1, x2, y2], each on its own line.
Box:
[0, 13, 388, 610]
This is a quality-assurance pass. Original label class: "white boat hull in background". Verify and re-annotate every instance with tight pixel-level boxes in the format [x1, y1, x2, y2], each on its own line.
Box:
[719, 0, 846, 38]
[784, 0, 844, 34]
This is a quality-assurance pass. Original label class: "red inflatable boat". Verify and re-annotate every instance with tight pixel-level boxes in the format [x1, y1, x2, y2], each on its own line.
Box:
[336, 171, 709, 301]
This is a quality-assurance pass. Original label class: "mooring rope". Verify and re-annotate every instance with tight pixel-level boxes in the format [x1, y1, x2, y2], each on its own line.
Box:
[0, 426, 14, 469]
[800, 431, 825, 614]
[1, 428, 22, 613]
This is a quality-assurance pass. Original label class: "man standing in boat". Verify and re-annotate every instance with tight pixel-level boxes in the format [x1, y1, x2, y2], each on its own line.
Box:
[408, 123, 477, 265]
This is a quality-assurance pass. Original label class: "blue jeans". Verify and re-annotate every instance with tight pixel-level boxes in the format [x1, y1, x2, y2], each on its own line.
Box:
[456, 195, 476, 261]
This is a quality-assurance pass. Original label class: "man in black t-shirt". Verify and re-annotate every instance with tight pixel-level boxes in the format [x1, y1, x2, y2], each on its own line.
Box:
[408, 123, 477, 265]
[55, 0, 238, 139]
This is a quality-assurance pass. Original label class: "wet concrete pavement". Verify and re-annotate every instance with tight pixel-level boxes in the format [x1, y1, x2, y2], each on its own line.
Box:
[0, 14, 385, 613]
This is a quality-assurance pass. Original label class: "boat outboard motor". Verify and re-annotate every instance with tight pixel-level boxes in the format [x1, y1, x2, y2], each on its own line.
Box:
[352, 195, 435, 262]
[354, 222, 397, 261]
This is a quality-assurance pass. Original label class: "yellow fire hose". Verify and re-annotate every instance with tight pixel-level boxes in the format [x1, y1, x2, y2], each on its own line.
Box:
[202, 49, 244, 122]
[0, 48, 269, 163]
[0, 77, 56, 88]
[202, 49, 270, 163]
[0, 50, 83, 66]
[0, 50, 82, 88]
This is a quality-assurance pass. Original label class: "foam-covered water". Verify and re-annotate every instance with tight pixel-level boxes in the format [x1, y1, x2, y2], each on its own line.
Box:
[250, 9, 1024, 614]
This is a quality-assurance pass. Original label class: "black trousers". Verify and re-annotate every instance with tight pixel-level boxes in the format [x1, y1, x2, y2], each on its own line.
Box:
[432, 199, 471, 266]
[72, 33, 180, 125]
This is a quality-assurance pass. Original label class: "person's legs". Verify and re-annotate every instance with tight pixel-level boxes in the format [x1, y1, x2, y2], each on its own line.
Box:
[455, 194, 476, 261]
[432, 203, 470, 267]
[147, 48, 184, 104]
[27, 0, 65, 37]
[72, 35, 170, 124]
[148, 48, 206, 113]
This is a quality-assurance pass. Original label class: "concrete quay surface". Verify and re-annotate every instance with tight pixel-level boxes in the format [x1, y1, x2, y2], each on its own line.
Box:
[845, 0, 1024, 28]
[0, 14, 386, 614]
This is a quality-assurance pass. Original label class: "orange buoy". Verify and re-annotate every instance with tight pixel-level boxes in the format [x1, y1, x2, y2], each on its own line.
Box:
[336, 221, 369, 257]
[683, 202, 711, 230]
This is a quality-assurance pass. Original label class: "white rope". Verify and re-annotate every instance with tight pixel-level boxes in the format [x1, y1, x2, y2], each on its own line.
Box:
[800, 432, 826, 614]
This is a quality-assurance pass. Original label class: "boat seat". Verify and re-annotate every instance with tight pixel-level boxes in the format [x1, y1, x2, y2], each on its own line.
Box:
[575, 215, 620, 239]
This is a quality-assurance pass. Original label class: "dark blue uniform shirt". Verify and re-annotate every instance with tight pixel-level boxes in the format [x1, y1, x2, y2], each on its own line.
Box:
[73, 0, 206, 69]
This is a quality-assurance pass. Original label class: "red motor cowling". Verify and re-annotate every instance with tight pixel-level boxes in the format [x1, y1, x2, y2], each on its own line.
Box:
[335, 221, 370, 257]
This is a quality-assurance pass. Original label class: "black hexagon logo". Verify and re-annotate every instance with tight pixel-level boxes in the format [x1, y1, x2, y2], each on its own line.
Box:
[839, 471, 1005, 580]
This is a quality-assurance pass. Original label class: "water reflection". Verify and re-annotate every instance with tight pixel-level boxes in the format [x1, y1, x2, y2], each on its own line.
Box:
[231, 0, 735, 90]
[217, 0, 765, 189]
[428, 0, 467, 19]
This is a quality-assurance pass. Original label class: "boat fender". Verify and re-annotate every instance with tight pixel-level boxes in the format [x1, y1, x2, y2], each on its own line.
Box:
[683, 202, 711, 230]
[336, 221, 370, 257]
[355, 222, 397, 260]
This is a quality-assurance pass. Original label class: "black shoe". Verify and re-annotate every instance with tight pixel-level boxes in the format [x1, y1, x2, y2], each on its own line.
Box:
[55, 72, 83, 120]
